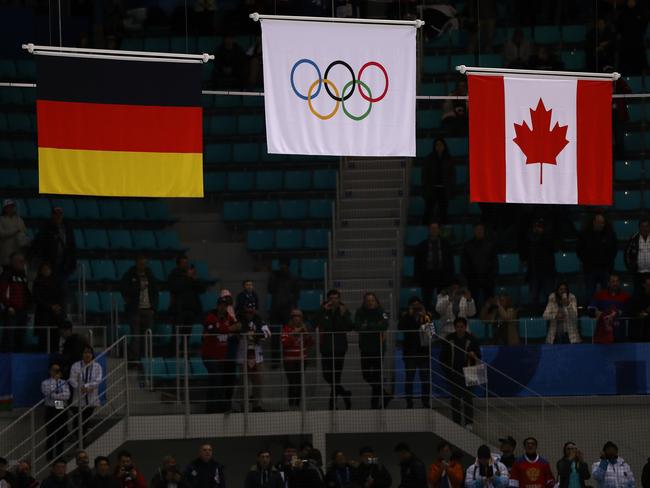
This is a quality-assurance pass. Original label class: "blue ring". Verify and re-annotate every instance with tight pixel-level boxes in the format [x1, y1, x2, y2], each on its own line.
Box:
[290, 58, 322, 101]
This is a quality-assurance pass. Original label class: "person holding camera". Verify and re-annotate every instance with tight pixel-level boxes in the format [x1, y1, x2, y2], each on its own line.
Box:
[314, 289, 353, 410]
[352, 446, 392, 488]
[398, 296, 433, 409]
[465, 445, 509, 488]
[245, 450, 283, 488]
[543, 283, 580, 344]
[151, 457, 189, 488]
[556, 442, 590, 488]
[480, 295, 519, 346]
[591, 441, 635, 488]
[289, 445, 325, 488]
[114, 451, 146, 488]
[435, 282, 477, 338]
[41, 362, 70, 461]
[428, 442, 463, 488]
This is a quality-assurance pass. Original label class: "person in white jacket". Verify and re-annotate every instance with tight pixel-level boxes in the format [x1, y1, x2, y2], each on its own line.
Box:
[436, 283, 477, 337]
[41, 362, 70, 460]
[591, 442, 635, 488]
[465, 445, 509, 488]
[68, 346, 103, 446]
[0, 199, 29, 268]
[543, 283, 581, 344]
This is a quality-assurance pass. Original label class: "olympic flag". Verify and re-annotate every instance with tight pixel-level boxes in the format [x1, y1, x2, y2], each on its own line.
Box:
[260, 19, 416, 157]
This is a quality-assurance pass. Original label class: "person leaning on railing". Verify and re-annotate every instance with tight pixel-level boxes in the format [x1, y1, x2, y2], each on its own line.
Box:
[280, 309, 313, 409]
[68, 346, 103, 447]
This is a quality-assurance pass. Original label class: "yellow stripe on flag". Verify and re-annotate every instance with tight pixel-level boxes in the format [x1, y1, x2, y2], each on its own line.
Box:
[38, 147, 204, 197]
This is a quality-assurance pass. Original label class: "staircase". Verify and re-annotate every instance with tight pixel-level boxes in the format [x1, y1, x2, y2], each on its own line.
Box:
[329, 158, 408, 318]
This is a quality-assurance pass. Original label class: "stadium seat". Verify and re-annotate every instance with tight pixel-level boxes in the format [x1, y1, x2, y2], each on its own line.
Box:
[204, 172, 226, 192]
[171, 36, 197, 53]
[416, 139, 433, 158]
[155, 230, 182, 251]
[164, 359, 185, 378]
[0, 169, 21, 188]
[143, 37, 169, 52]
[84, 229, 110, 249]
[91, 260, 117, 281]
[122, 200, 147, 220]
[255, 171, 283, 191]
[50, 198, 77, 219]
[162, 260, 176, 277]
[158, 291, 170, 312]
[227, 172, 255, 192]
[562, 25, 587, 43]
[468, 319, 489, 340]
[247, 230, 274, 251]
[154, 323, 173, 346]
[498, 253, 520, 275]
[0, 87, 22, 105]
[419, 83, 446, 97]
[410, 167, 422, 187]
[233, 143, 259, 162]
[189, 323, 204, 346]
[131, 230, 157, 250]
[26, 198, 51, 219]
[280, 200, 309, 220]
[15, 60, 35, 80]
[284, 170, 312, 190]
[614, 191, 641, 210]
[144, 200, 170, 221]
[304, 228, 329, 249]
[73, 231, 86, 251]
[84, 292, 101, 314]
[7, 113, 32, 132]
[12, 141, 37, 160]
[223, 201, 250, 222]
[561, 51, 586, 71]
[119, 37, 142, 50]
[417, 109, 442, 130]
[613, 220, 636, 241]
[298, 290, 322, 312]
[624, 76, 643, 93]
[97, 292, 114, 313]
[422, 56, 449, 74]
[205, 143, 232, 164]
[409, 197, 425, 217]
[579, 316, 596, 339]
[628, 104, 644, 123]
[313, 169, 337, 190]
[209, 115, 237, 135]
[251, 201, 279, 221]
[19, 169, 37, 189]
[238, 114, 265, 134]
[148, 260, 165, 281]
[455, 165, 468, 185]
[76, 199, 101, 219]
[400, 287, 422, 308]
[450, 54, 475, 70]
[141, 357, 167, 381]
[191, 261, 210, 281]
[309, 199, 332, 219]
[406, 226, 427, 246]
[403, 255, 414, 278]
[477, 53, 503, 68]
[446, 137, 469, 157]
[189, 357, 209, 379]
[555, 252, 580, 274]
[614, 251, 626, 272]
[0, 60, 16, 79]
[615, 160, 643, 181]
[519, 317, 548, 341]
[98, 199, 123, 219]
[301, 258, 325, 280]
[534, 25, 561, 44]
[623, 132, 643, 152]
[276, 229, 303, 249]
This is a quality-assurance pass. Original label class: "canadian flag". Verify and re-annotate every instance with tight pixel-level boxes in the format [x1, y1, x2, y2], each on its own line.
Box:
[468, 74, 612, 205]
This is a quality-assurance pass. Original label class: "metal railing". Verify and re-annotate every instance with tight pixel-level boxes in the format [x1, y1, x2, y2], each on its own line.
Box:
[0, 325, 104, 353]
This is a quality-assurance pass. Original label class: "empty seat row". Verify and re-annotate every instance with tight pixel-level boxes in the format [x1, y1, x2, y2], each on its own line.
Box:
[74, 228, 183, 251]
[10, 197, 171, 221]
[271, 258, 327, 281]
[204, 114, 265, 135]
[0, 87, 35, 107]
[121, 35, 254, 56]
[0, 139, 37, 161]
[74, 258, 210, 283]
[0, 59, 36, 81]
[0, 113, 36, 133]
[223, 199, 332, 222]
[247, 228, 330, 251]
[417, 137, 468, 158]
[204, 142, 337, 164]
[205, 169, 336, 193]
[141, 356, 209, 381]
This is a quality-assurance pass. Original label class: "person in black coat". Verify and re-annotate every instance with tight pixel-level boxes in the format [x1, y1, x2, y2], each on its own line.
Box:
[398, 297, 432, 409]
[395, 443, 427, 488]
[69, 450, 93, 488]
[41, 459, 74, 488]
[351, 447, 391, 488]
[422, 138, 455, 225]
[642, 457, 650, 488]
[168, 256, 205, 328]
[414, 223, 454, 311]
[461, 223, 498, 308]
[33, 262, 66, 352]
[183, 444, 226, 488]
[29, 207, 77, 284]
[245, 450, 283, 488]
[89, 457, 120, 488]
[576, 213, 618, 304]
[556, 442, 590, 488]
[522, 218, 556, 313]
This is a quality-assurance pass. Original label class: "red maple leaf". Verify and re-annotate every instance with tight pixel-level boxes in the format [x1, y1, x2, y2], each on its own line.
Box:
[513, 98, 569, 184]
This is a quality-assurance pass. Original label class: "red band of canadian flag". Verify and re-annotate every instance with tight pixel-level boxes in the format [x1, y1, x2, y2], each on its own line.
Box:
[468, 74, 612, 205]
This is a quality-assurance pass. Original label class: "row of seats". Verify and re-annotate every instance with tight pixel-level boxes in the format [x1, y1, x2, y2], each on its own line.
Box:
[204, 142, 336, 164]
[74, 228, 182, 251]
[271, 258, 326, 281]
[205, 169, 336, 193]
[224, 199, 332, 222]
[120, 35, 255, 56]
[247, 228, 329, 251]
[74, 258, 210, 283]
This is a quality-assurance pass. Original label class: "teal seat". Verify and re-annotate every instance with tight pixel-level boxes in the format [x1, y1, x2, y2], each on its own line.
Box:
[190, 323, 204, 346]
[628, 105, 644, 123]
[301, 258, 325, 280]
[614, 251, 626, 272]
[615, 160, 643, 181]
[98, 199, 123, 219]
[450, 54, 476, 69]
[403, 256, 414, 278]
[73, 231, 87, 250]
[247, 230, 274, 251]
[223, 201, 250, 222]
[276, 229, 303, 249]
[251, 201, 279, 221]
[205, 143, 232, 164]
[233, 143, 259, 162]
[13, 141, 37, 160]
[304, 228, 328, 249]
[76, 199, 100, 219]
[561, 51, 586, 71]
[255, 171, 283, 191]
[534, 25, 561, 44]
[0, 140, 13, 160]
[0, 87, 22, 105]
[519, 317, 548, 341]
[614, 191, 641, 210]
[406, 226, 427, 246]
[422, 56, 448, 74]
[51, 198, 77, 219]
[227, 172, 255, 192]
[623, 132, 643, 152]
[409, 197, 425, 217]
[90, 260, 117, 281]
[131, 230, 157, 250]
[612, 220, 635, 241]
[280, 200, 308, 220]
[411, 167, 422, 187]
[455, 164, 468, 185]
[154, 324, 173, 346]
[158, 291, 170, 312]
[27, 198, 51, 219]
[120, 38, 143, 50]
[416, 109, 442, 130]
[144, 200, 170, 221]
[141, 357, 167, 381]
[237, 114, 264, 134]
[498, 254, 520, 275]
[298, 290, 322, 312]
[0, 169, 21, 188]
[164, 359, 185, 379]
[19, 169, 37, 188]
[0, 60, 16, 79]
[209, 115, 237, 135]
[163, 260, 176, 277]
[242, 96, 264, 107]
[416, 139, 433, 158]
[149, 260, 165, 281]
[477, 53, 502, 68]
[468, 319, 489, 340]
[84, 229, 110, 249]
[204, 172, 226, 192]
[191, 261, 210, 281]
[100, 291, 123, 312]
[7, 113, 32, 132]
[579, 317, 596, 339]
[284, 171, 312, 190]
[214, 95, 241, 107]
[85, 292, 101, 314]
[170, 36, 197, 53]
[122, 200, 147, 220]
[308, 199, 332, 219]
[446, 137, 469, 157]
[272, 259, 300, 275]
[625, 76, 643, 93]
[313, 169, 336, 190]
[189, 357, 209, 379]
[419, 83, 446, 96]
[15, 60, 35, 80]
[155, 230, 182, 251]
[400, 287, 422, 308]
[199, 293, 213, 312]
[562, 25, 586, 43]
[555, 252, 579, 273]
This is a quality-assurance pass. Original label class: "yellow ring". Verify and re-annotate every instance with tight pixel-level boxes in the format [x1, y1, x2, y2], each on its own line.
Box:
[307, 78, 339, 120]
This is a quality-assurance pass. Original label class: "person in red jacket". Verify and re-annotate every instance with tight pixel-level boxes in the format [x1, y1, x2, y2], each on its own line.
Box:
[0, 252, 31, 352]
[281, 309, 313, 408]
[114, 451, 147, 488]
[202, 296, 241, 413]
[510, 438, 555, 488]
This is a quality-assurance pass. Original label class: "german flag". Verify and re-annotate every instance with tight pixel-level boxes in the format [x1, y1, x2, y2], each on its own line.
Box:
[36, 55, 204, 197]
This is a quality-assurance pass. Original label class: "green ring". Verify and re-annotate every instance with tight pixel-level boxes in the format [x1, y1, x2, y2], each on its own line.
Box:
[341, 79, 372, 121]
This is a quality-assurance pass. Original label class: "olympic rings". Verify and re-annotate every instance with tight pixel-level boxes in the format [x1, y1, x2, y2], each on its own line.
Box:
[290, 58, 388, 120]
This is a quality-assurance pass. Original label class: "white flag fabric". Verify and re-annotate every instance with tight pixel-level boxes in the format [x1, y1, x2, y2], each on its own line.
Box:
[261, 19, 416, 157]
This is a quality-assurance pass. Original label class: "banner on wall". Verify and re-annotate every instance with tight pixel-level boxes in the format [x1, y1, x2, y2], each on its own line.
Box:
[261, 19, 416, 157]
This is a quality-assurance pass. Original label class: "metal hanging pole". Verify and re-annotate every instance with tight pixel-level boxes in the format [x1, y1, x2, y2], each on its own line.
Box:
[249, 12, 424, 28]
[457, 64, 621, 80]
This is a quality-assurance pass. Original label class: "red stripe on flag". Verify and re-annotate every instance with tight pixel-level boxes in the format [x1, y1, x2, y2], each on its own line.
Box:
[37, 100, 203, 153]
[577, 80, 612, 205]
[468, 75, 506, 202]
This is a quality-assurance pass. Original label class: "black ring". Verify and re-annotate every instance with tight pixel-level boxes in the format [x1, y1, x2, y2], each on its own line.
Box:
[324, 60, 356, 102]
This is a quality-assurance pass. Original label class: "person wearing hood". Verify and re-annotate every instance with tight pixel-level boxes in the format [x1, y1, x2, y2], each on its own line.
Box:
[351, 446, 391, 488]
[465, 445, 508, 488]
[184, 444, 226, 488]
[0, 199, 28, 269]
[592, 442, 635, 488]
[245, 450, 282, 488]
[41, 459, 73, 488]
[557, 442, 590, 488]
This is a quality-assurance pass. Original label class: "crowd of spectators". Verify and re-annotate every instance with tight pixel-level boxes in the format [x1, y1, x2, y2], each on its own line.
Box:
[2, 437, 646, 488]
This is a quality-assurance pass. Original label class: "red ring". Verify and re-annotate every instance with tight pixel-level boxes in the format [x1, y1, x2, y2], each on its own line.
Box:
[357, 61, 389, 102]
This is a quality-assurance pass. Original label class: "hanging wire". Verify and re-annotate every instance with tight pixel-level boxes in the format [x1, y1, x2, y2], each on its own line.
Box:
[57, 0, 62, 47]
[476, 0, 481, 67]
[184, 0, 189, 54]
[48, 0, 52, 46]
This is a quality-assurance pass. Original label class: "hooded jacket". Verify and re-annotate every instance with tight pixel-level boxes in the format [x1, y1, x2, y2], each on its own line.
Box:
[183, 458, 226, 488]
[244, 464, 282, 488]
[592, 458, 635, 488]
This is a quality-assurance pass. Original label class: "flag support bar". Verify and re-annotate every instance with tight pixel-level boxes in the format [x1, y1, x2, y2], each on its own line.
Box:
[249, 12, 425, 28]
[21, 43, 214, 64]
[456, 64, 620, 80]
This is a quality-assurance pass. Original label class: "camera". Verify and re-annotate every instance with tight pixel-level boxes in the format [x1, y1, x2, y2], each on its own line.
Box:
[367, 458, 378, 465]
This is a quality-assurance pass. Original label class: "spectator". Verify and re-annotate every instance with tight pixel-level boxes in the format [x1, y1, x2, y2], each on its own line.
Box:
[440, 317, 481, 428]
[168, 255, 204, 328]
[0, 252, 31, 352]
[151, 456, 187, 488]
[0, 199, 28, 269]
[69, 346, 103, 447]
[461, 223, 498, 307]
[236, 280, 260, 316]
[422, 138, 455, 225]
[41, 459, 73, 488]
[522, 218, 556, 312]
[237, 303, 271, 412]
[90, 457, 119, 488]
[543, 283, 580, 344]
[497, 437, 517, 472]
[480, 295, 519, 346]
[219, 289, 236, 320]
[268, 256, 300, 327]
[184, 444, 226, 488]
[591, 442, 635, 488]
[617, 0, 648, 75]
[630, 276, 650, 341]
[33, 262, 66, 351]
[642, 459, 650, 488]
[510, 438, 555, 488]
[54, 321, 87, 378]
[503, 28, 532, 68]
[286, 445, 324, 488]
[352, 446, 392, 488]
[245, 450, 282, 488]
[213, 35, 247, 89]
[281, 309, 313, 408]
[13, 461, 38, 488]
[590, 275, 632, 343]
[69, 451, 93, 488]
[354, 292, 392, 409]
[395, 443, 427, 488]
[624, 218, 650, 292]
[121, 256, 159, 361]
[324, 451, 354, 488]
[41, 363, 70, 461]
[414, 223, 454, 311]
[436, 282, 477, 337]
[0, 458, 16, 488]
[398, 296, 432, 409]
[275, 443, 297, 488]
[30, 207, 76, 286]
[586, 18, 615, 71]
[114, 451, 146, 488]
[557, 442, 590, 488]
[428, 442, 463, 488]
[464, 445, 509, 488]
[577, 213, 618, 303]
[202, 296, 241, 413]
[314, 289, 352, 410]
[441, 80, 468, 135]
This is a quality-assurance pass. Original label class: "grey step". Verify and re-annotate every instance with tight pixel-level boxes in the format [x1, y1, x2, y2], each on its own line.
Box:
[337, 289, 394, 305]
[332, 266, 394, 280]
[342, 179, 404, 191]
[340, 207, 401, 220]
[343, 188, 404, 199]
[333, 278, 394, 290]
[344, 168, 404, 180]
[337, 228, 400, 240]
[336, 238, 398, 249]
[339, 217, 402, 229]
[345, 159, 407, 171]
[340, 197, 401, 209]
[336, 248, 397, 259]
